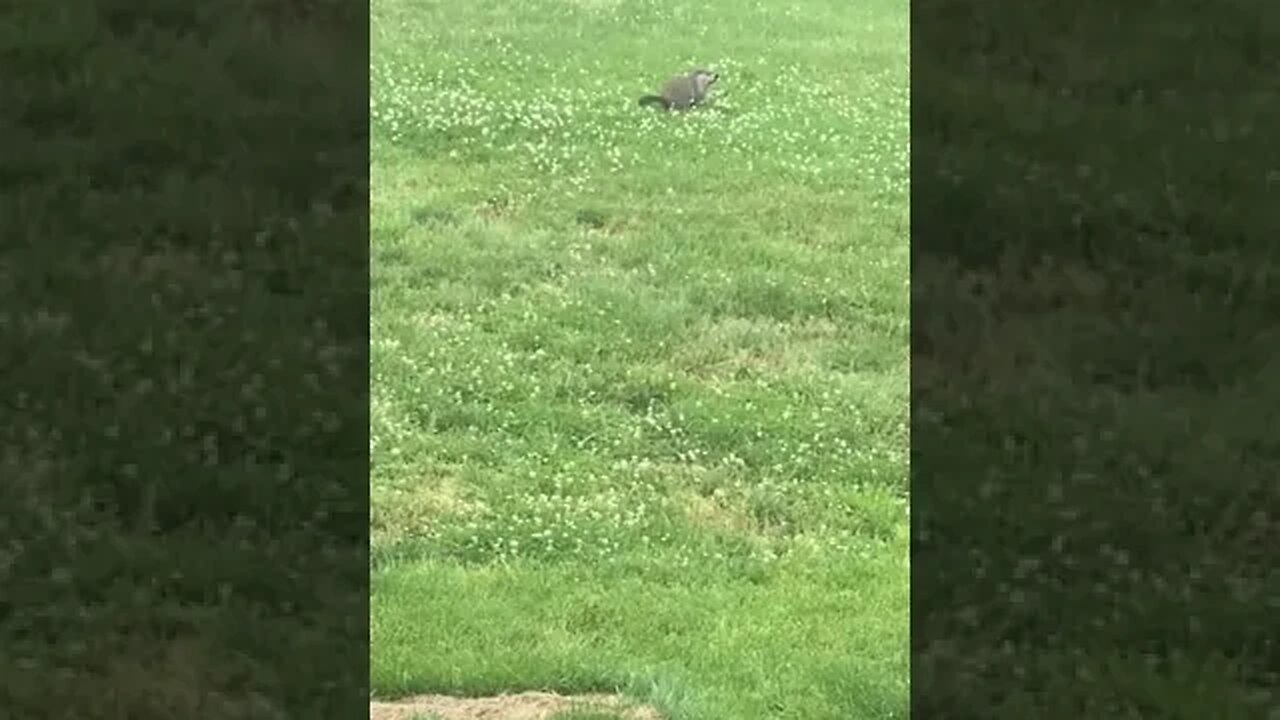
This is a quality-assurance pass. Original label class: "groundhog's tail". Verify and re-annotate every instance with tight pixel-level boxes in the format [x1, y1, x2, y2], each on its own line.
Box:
[638, 94, 670, 110]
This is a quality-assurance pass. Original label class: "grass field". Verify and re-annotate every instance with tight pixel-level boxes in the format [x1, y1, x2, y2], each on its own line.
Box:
[370, 0, 909, 718]
[3, 2, 368, 719]
[912, 2, 1280, 716]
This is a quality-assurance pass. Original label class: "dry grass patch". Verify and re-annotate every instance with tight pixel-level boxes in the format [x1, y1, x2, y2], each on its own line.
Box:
[674, 315, 840, 379]
[678, 489, 757, 536]
[372, 470, 485, 544]
[369, 692, 662, 720]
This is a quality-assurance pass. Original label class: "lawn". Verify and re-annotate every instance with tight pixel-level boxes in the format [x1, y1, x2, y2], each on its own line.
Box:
[369, 1, 909, 718]
[911, 2, 1280, 717]
[3, 2, 367, 719]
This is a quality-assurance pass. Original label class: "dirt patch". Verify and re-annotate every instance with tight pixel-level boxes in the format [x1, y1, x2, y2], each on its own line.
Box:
[369, 692, 662, 720]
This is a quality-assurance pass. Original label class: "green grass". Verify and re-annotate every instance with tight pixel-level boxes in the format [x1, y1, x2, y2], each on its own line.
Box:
[369, 0, 909, 718]
[912, 1, 1280, 717]
[2, 2, 367, 718]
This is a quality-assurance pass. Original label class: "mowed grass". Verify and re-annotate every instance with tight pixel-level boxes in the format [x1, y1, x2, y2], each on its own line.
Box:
[911, 3, 1280, 717]
[370, 1, 908, 718]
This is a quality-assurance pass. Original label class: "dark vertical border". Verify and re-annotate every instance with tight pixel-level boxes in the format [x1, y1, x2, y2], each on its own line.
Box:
[912, 1, 1278, 716]
[2, 1, 369, 717]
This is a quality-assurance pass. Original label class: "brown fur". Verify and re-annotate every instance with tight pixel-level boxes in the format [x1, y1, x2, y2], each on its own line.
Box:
[639, 68, 719, 110]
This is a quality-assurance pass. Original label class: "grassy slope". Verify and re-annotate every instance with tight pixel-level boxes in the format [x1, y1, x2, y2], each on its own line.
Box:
[912, 2, 1280, 717]
[370, 0, 909, 718]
